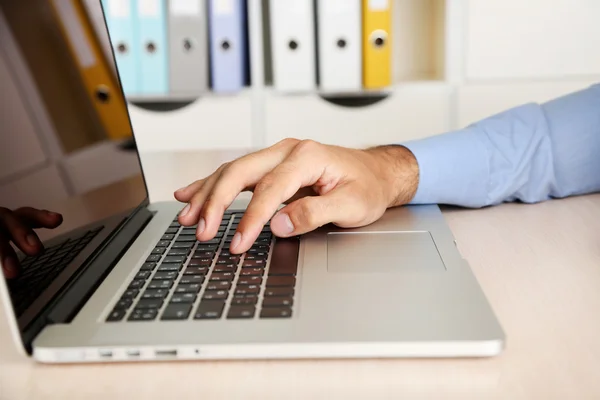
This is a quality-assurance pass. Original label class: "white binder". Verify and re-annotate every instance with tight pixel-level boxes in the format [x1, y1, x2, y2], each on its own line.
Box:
[269, 0, 316, 92]
[317, 0, 361, 92]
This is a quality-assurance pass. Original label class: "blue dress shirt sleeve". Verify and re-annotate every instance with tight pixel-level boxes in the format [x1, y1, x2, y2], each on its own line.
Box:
[401, 83, 600, 208]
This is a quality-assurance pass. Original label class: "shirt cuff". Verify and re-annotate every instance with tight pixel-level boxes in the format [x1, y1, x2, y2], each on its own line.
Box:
[400, 128, 490, 207]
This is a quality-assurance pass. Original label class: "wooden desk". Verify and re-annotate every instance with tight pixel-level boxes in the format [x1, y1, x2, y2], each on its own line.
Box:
[1, 150, 600, 399]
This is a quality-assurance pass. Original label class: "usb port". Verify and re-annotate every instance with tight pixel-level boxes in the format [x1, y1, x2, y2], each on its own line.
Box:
[99, 349, 113, 358]
[126, 349, 140, 357]
[155, 349, 177, 357]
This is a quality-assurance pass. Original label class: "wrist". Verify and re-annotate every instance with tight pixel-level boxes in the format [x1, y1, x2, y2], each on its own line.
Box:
[366, 145, 420, 208]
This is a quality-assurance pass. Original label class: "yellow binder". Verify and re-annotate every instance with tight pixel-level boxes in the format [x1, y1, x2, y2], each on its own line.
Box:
[49, 0, 132, 140]
[362, 0, 392, 89]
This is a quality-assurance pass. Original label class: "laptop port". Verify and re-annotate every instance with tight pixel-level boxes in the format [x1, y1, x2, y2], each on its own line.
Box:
[155, 349, 177, 357]
[126, 349, 140, 357]
[98, 349, 113, 358]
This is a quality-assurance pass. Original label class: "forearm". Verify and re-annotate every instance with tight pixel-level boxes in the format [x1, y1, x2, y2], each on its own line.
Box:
[400, 83, 600, 208]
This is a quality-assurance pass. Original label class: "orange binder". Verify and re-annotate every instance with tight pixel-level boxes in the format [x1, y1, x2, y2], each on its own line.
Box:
[362, 0, 392, 89]
[50, 0, 132, 140]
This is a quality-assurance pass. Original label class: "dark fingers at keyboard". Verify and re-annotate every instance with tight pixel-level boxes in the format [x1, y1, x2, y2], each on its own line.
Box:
[0, 234, 19, 279]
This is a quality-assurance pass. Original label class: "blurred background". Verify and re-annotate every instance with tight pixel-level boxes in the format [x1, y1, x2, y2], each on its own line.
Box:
[1, 0, 600, 210]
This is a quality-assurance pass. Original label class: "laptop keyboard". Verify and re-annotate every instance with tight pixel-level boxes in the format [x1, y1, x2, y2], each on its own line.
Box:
[8, 227, 103, 316]
[106, 210, 299, 322]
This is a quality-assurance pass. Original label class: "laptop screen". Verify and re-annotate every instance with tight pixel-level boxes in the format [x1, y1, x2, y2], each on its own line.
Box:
[0, 1, 148, 335]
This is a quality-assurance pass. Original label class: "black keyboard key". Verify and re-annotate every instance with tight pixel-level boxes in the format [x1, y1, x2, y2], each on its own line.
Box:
[114, 298, 133, 310]
[135, 299, 164, 309]
[167, 249, 189, 256]
[151, 247, 166, 255]
[175, 283, 202, 293]
[237, 276, 262, 286]
[181, 227, 198, 234]
[213, 265, 237, 273]
[198, 238, 221, 245]
[216, 259, 237, 266]
[163, 256, 186, 264]
[154, 271, 179, 280]
[227, 305, 255, 319]
[147, 280, 173, 290]
[165, 228, 179, 234]
[266, 276, 296, 287]
[128, 279, 146, 289]
[122, 289, 140, 299]
[189, 258, 212, 266]
[244, 254, 268, 261]
[257, 232, 272, 240]
[231, 296, 258, 305]
[249, 245, 269, 252]
[193, 250, 215, 258]
[129, 308, 159, 321]
[196, 244, 218, 252]
[140, 262, 156, 271]
[146, 254, 161, 262]
[240, 268, 264, 276]
[156, 241, 171, 248]
[243, 259, 266, 268]
[209, 272, 235, 281]
[171, 242, 194, 249]
[177, 234, 198, 242]
[264, 287, 294, 297]
[194, 301, 225, 319]
[268, 238, 299, 276]
[161, 304, 192, 320]
[183, 266, 208, 275]
[106, 309, 126, 322]
[161, 234, 175, 241]
[206, 281, 231, 291]
[202, 290, 229, 300]
[234, 285, 261, 295]
[260, 307, 292, 319]
[179, 275, 204, 285]
[170, 293, 197, 303]
[157, 263, 183, 272]
[262, 297, 293, 307]
[142, 289, 170, 299]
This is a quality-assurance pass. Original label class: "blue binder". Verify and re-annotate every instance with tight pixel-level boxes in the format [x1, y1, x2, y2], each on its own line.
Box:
[101, 0, 139, 95]
[134, 0, 169, 95]
[208, 0, 248, 93]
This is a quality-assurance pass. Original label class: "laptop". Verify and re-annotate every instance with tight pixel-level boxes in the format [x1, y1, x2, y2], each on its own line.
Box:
[0, 3, 504, 363]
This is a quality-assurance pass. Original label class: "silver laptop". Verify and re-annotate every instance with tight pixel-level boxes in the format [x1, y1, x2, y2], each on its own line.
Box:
[0, 3, 504, 363]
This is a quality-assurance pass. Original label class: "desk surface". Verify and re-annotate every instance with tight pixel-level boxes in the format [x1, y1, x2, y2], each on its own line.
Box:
[1, 150, 600, 399]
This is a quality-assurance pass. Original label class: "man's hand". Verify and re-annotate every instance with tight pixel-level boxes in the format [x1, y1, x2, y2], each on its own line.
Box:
[0, 207, 63, 279]
[174, 139, 419, 254]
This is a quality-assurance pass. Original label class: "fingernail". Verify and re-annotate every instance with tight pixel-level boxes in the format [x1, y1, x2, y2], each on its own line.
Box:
[271, 213, 294, 235]
[230, 232, 242, 251]
[197, 217, 206, 234]
[179, 204, 190, 217]
[26, 234, 39, 247]
[2, 256, 17, 275]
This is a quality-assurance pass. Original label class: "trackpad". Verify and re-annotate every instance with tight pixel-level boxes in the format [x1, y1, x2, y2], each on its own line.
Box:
[326, 231, 445, 273]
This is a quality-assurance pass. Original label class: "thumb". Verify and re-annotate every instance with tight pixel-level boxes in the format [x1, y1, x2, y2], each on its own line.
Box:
[270, 187, 365, 237]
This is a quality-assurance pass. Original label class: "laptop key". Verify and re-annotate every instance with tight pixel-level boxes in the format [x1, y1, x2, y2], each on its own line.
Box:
[135, 299, 164, 309]
[171, 242, 194, 249]
[240, 268, 264, 276]
[151, 247, 166, 255]
[234, 285, 261, 295]
[146, 254, 161, 262]
[128, 279, 146, 289]
[266, 276, 296, 287]
[213, 265, 237, 273]
[194, 301, 225, 319]
[176, 234, 197, 242]
[157, 263, 183, 272]
[196, 244, 218, 252]
[183, 266, 208, 275]
[178, 275, 204, 285]
[202, 290, 229, 300]
[106, 309, 126, 322]
[174, 283, 202, 294]
[147, 280, 173, 290]
[165, 228, 179, 234]
[163, 256, 186, 264]
[198, 238, 221, 245]
[243, 259, 266, 267]
[142, 289, 169, 299]
[167, 249, 189, 256]
[206, 281, 231, 291]
[129, 308, 159, 321]
[227, 305, 255, 319]
[154, 271, 179, 280]
[193, 250, 215, 258]
[161, 304, 192, 320]
[237, 276, 262, 286]
[135, 270, 152, 280]
[231, 296, 258, 305]
[170, 293, 197, 304]
[140, 262, 156, 271]
[262, 297, 293, 307]
[264, 287, 294, 297]
[122, 289, 140, 299]
[209, 272, 235, 281]
[114, 299, 133, 310]
[189, 258, 212, 266]
[161, 234, 175, 241]
[260, 307, 292, 319]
